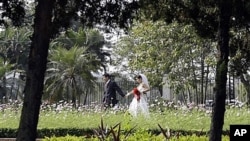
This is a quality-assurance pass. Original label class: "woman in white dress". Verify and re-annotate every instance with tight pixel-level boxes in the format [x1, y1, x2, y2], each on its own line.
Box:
[125, 74, 150, 117]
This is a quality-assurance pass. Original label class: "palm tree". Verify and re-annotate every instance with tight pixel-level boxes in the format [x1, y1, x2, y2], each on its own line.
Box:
[0, 27, 31, 70]
[44, 45, 100, 107]
[0, 57, 15, 103]
[52, 27, 110, 72]
[0, 27, 31, 103]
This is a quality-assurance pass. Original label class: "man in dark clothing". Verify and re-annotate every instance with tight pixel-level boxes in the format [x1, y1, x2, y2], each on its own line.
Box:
[102, 73, 125, 109]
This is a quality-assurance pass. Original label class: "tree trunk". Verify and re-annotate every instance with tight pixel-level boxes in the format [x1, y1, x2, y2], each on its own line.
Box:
[72, 81, 76, 108]
[201, 51, 205, 104]
[209, 0, 232, 141]
[16, 0, 54, 141]
[191, 59, 198, 104]
[204, 64, 209, 103]
[2, 75, 7, 103]
[158, 86, 163, 97]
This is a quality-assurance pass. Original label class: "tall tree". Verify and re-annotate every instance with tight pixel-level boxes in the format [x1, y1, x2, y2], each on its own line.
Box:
[209, 1, 232, 140]
[0, 1, 30, 104]
[138, 0, 233, 140]
[16, 0, 55, 140]
[0, 0, 139, 141]
[229, 1, 250, 106]
[230, 28, 250, 105]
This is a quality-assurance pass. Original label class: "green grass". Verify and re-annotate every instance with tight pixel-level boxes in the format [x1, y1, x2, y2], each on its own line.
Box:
[1, 107, 250, 131]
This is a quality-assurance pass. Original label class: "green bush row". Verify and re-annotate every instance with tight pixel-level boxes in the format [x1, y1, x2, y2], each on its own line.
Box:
[42, 134, 230, 141]
[0, 128, 93, 138]
[0, 128, 230, 138]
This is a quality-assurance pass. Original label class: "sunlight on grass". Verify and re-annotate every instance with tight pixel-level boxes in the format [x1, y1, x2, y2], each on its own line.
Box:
[224, 107, 250, 130]
[1, 102, 250, 132]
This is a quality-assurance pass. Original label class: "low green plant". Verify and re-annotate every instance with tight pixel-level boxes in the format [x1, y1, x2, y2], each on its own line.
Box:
[167, 135, 230, 141]
[43, 135, 85, 141]
[42, 134, 230, 141]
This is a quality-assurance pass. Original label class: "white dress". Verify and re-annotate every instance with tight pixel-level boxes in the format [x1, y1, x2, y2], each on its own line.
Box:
[128, 83, 150, 117]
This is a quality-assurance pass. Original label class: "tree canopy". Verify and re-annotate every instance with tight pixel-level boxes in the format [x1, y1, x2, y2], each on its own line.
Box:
[2, 1, 250, 141]
[8, 0, 140, 141]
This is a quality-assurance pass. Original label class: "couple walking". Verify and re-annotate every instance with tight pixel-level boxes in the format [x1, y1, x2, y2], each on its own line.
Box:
[102, 73, 150, 117]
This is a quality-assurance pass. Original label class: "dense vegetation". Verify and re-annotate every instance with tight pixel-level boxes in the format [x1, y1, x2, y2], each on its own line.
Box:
[1, 0, 250, 141]
[1, 101, 248, 140]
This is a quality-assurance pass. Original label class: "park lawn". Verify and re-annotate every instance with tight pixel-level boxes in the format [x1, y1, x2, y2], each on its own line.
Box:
[1, 107, 249, 131]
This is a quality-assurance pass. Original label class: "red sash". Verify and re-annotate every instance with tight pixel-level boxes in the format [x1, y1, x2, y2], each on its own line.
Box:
[133, 88, 140, 101]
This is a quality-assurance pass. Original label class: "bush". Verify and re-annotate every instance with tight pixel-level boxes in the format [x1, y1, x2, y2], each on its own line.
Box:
[42, 134, 230, 141]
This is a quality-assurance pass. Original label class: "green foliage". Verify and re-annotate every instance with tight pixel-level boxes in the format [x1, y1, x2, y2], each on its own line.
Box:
[41, 135, 230, 141]
[115, 20, 216, 96]
[0, 128, 93, 138]
[0, 127, 230, 140]
[167, 135, 229, 141]
[0, 58, 14, 78]
[38, 128, 93, 139]
[51, 27, 108, 71]
[139, 0, 219, 38]
[39, 116, 230, 141]
[45, 45, 99, 104]
[0, 128, 17, 138]
[0, 27, 31, 71]
[43, 135, 85, 141]
[229, 22, 250, 105]
[47, 0, 140, 37]
[0, 0, 26, 26]
[140, 0, 249, 39]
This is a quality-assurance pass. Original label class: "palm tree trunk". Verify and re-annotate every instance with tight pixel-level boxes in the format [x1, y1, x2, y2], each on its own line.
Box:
[17, 0, 54, 140]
